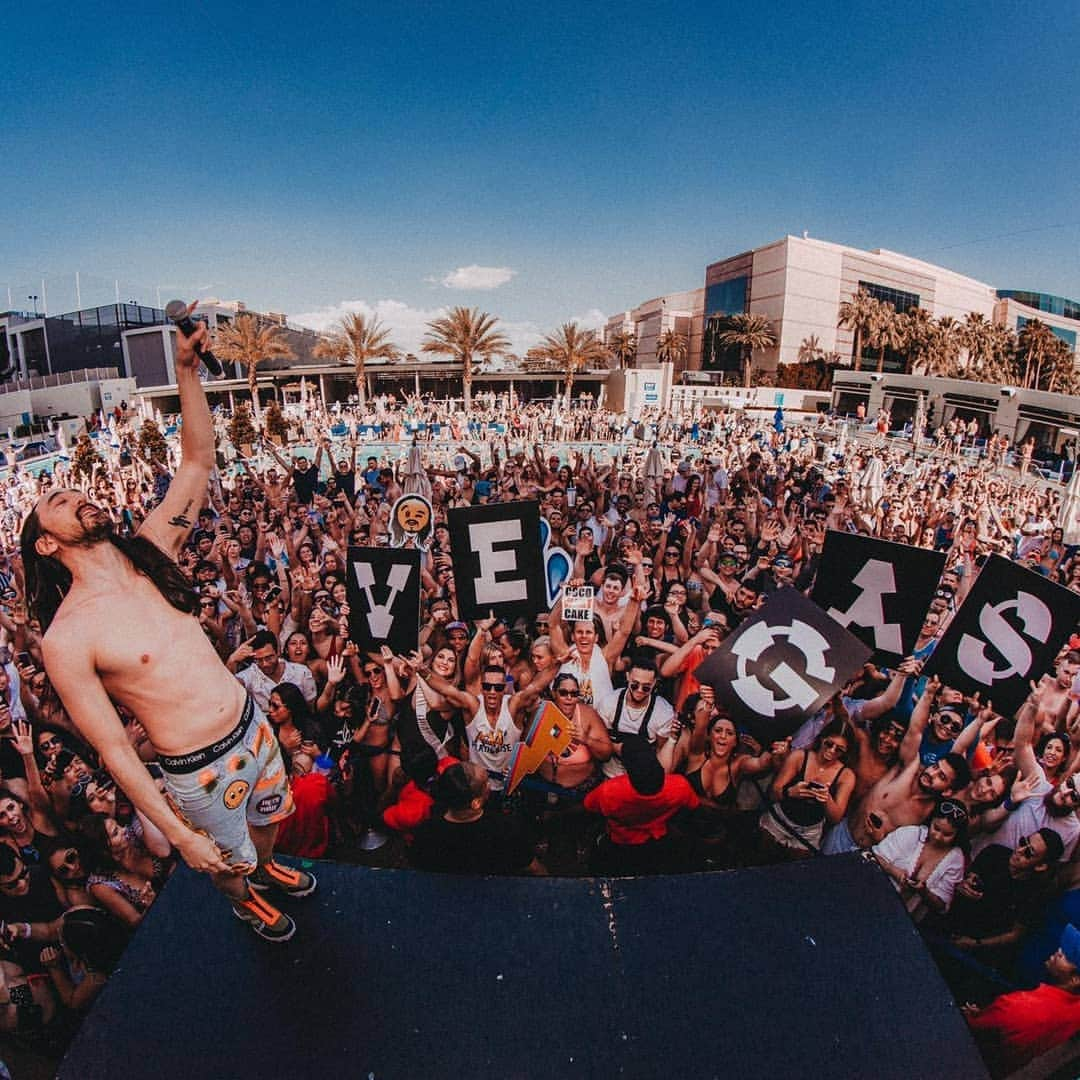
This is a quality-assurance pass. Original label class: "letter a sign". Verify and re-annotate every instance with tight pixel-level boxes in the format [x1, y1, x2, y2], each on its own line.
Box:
[811, 531, 945, 664]
[347, 547, 422, 654]
[924, 555, 1080, 714]
[448, 502, 547, 622]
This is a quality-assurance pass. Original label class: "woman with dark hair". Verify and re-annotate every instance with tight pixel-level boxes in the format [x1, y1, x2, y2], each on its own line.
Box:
[532, 672, 612, 807]
[667, 693, 785, 863]
[80, 816, 159, 928]
[1037, 731, 1072, 787]
[283, 630, 328, 687]
[39, 906, 131, 1012]
[33, 728, 70, 774]
[498, 629, 534, 691]
[760, 718, 856, 859]
[266, 681, 327, 765]
[872, 799, 968, 922]
[46, 842, 94, 909]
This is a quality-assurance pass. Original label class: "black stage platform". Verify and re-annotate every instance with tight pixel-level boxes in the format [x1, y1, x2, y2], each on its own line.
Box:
[58, 854, 987, 1079]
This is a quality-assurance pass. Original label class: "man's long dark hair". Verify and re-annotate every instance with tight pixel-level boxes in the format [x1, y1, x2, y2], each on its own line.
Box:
[20, 508, 199, 632]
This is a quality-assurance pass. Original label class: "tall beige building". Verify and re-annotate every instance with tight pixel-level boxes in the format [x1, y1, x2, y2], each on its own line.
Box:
[607, 234, 1079, 381]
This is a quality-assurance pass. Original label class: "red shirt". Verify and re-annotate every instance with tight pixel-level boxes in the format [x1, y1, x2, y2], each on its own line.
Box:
[275, 773, 332, 858]
[968, 982, 1080, 1072]
[584, 774, 699, 845]
[383, 757, 459, 836]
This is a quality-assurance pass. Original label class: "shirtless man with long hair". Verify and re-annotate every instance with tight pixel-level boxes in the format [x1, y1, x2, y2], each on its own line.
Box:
[20, 311, 313, 943]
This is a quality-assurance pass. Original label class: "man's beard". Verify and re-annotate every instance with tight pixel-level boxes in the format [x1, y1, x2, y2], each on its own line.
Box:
[74, 508, 113, 545]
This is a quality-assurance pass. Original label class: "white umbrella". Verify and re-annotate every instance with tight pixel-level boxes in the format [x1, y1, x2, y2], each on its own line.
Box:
[403, 440, 432, 500]
[913, 395, 926, 449]
[300, 377, 308, 408]
[643, 443, 664, 506]
[860, 455, 885, 510]
[1059, 465, 1080, 545]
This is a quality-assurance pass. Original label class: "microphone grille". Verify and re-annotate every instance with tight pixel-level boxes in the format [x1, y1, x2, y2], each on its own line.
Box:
[164, 299, 188, 322]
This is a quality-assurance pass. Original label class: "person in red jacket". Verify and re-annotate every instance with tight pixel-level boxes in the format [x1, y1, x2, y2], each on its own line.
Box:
[382, 745, 460, 840]
[584, 736, 698, 875]
[964, 923, 1080, 1076]
[274, 753, 333, 859]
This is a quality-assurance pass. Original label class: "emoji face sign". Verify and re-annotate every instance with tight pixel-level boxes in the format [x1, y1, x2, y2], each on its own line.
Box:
[389, 494, 433, 550]
[222, 779, 250, 810]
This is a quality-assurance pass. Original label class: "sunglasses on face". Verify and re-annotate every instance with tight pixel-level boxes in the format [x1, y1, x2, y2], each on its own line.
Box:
[1017, 836, 1038, 859]
[481, 682, 505, 693]
[628, 681, 654, 693]
[821, 738, 846, 752]
[937, 800, 968, 823]
[363, 667, 381, 678]
[937, 712, 965, 734]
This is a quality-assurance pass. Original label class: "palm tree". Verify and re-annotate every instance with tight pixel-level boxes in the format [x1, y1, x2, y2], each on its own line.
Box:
[961, 312, 994, 378]
[868, 301, 907, 374]
[421, 306, 511, 410]
[932, 317, 964, 378]
[656, 329, 688, 368]
[797, 335, 823, 365]
[902, 308, 935, 375]
[716, 313, 777, 388]
[837, 288, 878, 372]
[536, 322, 609, 407]
[607, 329, 637, 370]
[987, 323, 1019, 385]
[213, 314, 296, 425]
[1044, 336, 1074, 394]
[313, 312, 397, 408]
[1017, 319, 1059, 390]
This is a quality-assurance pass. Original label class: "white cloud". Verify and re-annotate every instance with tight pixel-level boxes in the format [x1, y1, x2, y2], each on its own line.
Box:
[437, 265, 517, 290]
[569, 308, 608, 333]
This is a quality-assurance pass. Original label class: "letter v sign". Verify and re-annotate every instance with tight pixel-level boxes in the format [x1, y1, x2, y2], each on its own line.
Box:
[827, 559, 903, 655]
[353, 561, 413, 638]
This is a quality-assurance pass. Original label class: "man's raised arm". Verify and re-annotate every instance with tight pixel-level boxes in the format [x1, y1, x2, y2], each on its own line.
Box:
[139, 306, 216, 558]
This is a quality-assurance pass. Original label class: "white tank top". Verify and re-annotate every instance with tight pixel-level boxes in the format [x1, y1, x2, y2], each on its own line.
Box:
[466, 695, 519, 791]
[559, 648, 613, 708]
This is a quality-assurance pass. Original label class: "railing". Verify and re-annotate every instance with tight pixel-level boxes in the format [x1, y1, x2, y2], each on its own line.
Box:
[0, 367, 121, 395]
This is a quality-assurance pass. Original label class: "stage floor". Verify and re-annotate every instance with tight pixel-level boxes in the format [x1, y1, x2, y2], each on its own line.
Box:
[58, 855, 986, 1079]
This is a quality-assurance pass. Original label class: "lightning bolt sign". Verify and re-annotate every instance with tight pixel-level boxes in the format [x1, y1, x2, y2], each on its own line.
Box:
[353, 561, 413, 639]
[505, 701, 574, 794]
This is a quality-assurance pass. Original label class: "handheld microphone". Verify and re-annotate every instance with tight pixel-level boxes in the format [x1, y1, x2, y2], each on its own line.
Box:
[165, 300, 223, 377]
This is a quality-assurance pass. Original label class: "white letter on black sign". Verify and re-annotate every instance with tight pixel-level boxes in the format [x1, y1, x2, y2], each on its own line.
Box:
[470, 520, 528, 605]
[957, 592, 1051, 685]
[826, 559, 902, 655]
[353, 561, 413, 638]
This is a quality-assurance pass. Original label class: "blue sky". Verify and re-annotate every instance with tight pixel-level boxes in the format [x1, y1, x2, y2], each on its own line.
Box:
[3, 1, 1078, 354]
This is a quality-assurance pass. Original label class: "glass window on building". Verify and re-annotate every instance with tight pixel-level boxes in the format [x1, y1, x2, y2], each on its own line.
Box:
[701, 317, 743, 377]
[999, 291, 1080, 322]
[705, 276, 748, 318]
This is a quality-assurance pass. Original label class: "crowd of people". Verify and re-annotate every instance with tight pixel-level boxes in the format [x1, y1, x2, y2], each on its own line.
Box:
[2, 382, 1080, 1076]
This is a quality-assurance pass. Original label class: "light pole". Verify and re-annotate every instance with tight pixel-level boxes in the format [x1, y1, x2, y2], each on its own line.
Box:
[27, 295, 39, 317]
